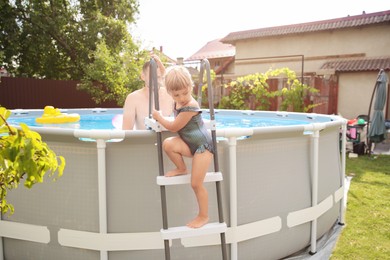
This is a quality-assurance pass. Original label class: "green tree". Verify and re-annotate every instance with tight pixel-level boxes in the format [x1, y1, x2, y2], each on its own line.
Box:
[78, 39, 145, 105]
[0, 107, 65, 215]
[0, 0, 144, 105]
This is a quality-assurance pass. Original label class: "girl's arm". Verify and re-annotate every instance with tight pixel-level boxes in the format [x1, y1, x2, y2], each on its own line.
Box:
[152, 109, 197, 132]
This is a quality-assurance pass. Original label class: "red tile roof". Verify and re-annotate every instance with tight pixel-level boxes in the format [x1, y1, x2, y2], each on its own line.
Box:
[221, 10, 390, 43]
[186, 39, 235, 61]
[321, 56, 390, 72]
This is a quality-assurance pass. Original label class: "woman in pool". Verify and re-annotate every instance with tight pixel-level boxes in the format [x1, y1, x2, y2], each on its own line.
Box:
[152, 66, 214, 229]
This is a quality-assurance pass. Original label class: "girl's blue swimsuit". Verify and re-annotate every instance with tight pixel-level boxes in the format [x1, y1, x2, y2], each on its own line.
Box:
[174, 106, 214, 155]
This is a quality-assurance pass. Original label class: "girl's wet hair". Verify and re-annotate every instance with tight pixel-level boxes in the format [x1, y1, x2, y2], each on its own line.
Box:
[165, 66, 193, 93]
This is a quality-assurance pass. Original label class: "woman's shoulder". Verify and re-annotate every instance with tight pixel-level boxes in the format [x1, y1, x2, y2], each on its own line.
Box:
[127, 87, 146, 98]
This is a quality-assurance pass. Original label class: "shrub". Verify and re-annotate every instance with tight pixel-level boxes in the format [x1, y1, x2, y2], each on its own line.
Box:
[218, 68, 319, 112]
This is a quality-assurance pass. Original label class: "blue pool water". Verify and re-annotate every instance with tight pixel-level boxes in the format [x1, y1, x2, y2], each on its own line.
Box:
[8, 112, 313, 130]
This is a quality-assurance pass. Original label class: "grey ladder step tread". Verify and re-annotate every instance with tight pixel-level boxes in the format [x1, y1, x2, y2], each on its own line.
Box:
[156, 172, 223, 186]
[160, 222, 227, 240]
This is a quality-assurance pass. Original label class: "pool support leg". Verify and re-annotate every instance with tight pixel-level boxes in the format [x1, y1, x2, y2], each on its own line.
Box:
[96, 139, 108, 260]
[310, 129, 320, 255]
[228, 136, 238, 260]
[339, 122, 347, 225]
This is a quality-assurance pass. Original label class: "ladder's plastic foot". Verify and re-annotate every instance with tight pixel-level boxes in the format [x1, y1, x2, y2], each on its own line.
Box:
[309, 251, 317, 255]
[157, 172, 223, 186]
[160, 222, 227, 240]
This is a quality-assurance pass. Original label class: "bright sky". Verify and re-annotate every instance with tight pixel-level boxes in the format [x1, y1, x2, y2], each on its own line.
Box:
[130, 0, 390, 60]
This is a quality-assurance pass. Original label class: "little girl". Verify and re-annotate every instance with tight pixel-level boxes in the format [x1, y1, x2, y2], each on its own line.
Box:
[152, 65, 214, 229]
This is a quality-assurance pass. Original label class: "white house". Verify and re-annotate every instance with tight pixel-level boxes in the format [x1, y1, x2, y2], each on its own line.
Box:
[197, 10, 390, 120]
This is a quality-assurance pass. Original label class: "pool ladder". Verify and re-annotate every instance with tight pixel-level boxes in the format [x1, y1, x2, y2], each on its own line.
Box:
[145, 58, 228, 260]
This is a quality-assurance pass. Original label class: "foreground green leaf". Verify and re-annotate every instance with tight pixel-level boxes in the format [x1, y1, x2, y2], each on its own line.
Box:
[0, 107, 66, 215]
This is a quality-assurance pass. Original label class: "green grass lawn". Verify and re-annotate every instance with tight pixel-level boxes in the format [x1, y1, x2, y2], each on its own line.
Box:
[330, 155, 390, 259]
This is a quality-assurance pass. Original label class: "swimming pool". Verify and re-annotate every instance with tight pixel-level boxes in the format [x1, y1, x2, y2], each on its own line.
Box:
[2, 108, 347, 260]
[7, 108, 315, 130]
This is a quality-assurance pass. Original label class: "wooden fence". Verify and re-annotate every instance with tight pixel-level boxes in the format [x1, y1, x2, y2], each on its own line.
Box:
[0, 75, 337, 114]
[215, 76, 338, 114]
[0, 77, 120, 109]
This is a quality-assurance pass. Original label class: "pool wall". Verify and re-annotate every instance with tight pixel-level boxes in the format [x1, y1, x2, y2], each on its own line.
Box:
[1, 109, 347, 260]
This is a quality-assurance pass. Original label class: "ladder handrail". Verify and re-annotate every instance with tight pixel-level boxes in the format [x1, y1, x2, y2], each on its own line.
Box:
[197, 65, 204, 106]
[148, 58, 159, 117]
[198, 59, 220, 172]
[198, 59, 228, 260]
[148, 58, 171, 260]
[148, 58, 164, 178]
[151, 59, 227, 260]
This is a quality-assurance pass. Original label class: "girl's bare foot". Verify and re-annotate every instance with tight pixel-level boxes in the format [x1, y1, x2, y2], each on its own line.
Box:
[165, 168, 187, 177]
[186, 216, 209, 228]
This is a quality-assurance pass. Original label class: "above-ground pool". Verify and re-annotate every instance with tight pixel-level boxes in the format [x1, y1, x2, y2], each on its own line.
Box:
[2, 108, 347, 260]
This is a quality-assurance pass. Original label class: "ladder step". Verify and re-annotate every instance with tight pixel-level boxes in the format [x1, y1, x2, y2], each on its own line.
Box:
[160, 222, 227, 240]
[156, 172, 223, 186]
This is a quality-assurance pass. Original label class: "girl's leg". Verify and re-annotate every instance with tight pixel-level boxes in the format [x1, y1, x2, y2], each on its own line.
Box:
[187, 150, 213, 228]
[163, 136, 192, 177]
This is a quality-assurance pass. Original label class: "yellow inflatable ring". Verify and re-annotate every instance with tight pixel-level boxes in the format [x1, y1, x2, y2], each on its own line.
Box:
[35, 106, 80, 124]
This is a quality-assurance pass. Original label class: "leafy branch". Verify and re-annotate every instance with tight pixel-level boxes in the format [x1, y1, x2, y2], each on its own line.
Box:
[0, 107, 65, 215]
